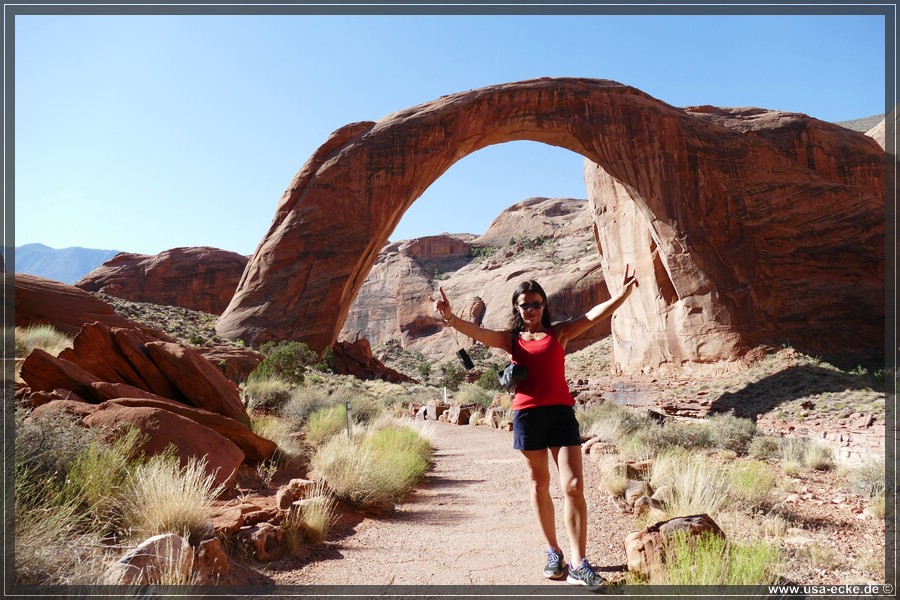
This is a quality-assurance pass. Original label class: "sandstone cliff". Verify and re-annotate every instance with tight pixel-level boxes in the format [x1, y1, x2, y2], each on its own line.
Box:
[76, 246, 248, 315]
[339, 197, 609, 359]
[218, 78, 883, 374]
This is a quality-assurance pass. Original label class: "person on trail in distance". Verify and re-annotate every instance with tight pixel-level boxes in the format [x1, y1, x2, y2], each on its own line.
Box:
[432, 267, 638, 587]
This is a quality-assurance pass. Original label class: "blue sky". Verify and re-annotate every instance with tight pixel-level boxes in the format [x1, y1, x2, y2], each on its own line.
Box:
[13, 10, 888, 257]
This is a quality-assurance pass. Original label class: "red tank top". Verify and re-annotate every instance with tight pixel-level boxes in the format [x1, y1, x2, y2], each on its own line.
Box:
[511, 327, 575, 410]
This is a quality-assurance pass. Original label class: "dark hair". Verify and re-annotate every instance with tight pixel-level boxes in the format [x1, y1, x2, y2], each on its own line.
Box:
[511, 280, 552, 333]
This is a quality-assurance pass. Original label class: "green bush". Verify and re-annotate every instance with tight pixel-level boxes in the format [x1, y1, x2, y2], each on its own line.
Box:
[65, 427, 146, 528]
[727, 459, 776, 511]
[748, 436, 782, 460]
[251, 341, 319, 386]
[707, 412, 758, 455]
[455, 382, 494, 410]
[439, 361, 466, 391]
[476, 365, 503, 391]
[577, 402, 651, 442]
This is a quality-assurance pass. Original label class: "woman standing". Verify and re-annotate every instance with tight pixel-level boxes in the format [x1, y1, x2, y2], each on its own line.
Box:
[433, 268, 637, 586]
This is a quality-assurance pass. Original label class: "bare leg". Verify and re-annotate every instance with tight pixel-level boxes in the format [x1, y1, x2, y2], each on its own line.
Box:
[552, 445, 588, 566]
[521, 449, 560, 552]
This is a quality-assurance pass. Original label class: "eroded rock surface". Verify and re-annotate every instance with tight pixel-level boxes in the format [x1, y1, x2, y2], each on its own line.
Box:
[77, 246, 248, 315]
[339, 197, 607, 359]
[218, 78, 883, 373]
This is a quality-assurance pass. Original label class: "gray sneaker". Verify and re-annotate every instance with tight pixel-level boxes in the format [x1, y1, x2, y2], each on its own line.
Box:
[566, 558, 605, 586]
[543, 547, 565, 580]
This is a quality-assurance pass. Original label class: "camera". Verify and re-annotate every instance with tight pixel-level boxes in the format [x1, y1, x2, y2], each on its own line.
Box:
[456, 348, 475, 370]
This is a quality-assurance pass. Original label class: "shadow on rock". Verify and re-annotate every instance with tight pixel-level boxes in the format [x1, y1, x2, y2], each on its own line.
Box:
[709, 364, 881, 420]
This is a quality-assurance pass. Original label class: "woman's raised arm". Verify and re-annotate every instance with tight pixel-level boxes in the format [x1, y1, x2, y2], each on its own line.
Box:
[555, 266, 638, 349]
[433, 287, 513, 353]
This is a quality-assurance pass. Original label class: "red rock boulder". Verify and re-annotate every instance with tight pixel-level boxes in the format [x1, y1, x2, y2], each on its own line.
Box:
[76, 246, 248, 315]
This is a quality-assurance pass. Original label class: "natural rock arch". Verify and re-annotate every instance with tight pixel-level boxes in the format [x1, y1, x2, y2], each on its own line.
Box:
[217, 77, 884, 371]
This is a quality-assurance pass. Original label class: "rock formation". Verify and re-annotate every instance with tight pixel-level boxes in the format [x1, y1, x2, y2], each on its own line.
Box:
[76, 246, 248, 315]
[15, 276, 275, 488]
[15, 273, 142, 336]
[218, 77, 884, 372]
[587, 105, 884, 372]
[339, 197, 608, 359]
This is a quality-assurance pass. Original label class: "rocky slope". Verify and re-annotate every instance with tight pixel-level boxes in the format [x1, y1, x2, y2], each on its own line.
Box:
[76, 246, 248, 315]
[340, 196, 610, 360]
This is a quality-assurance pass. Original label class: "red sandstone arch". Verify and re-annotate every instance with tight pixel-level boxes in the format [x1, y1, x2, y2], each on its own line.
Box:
[217, 78, 884, 370]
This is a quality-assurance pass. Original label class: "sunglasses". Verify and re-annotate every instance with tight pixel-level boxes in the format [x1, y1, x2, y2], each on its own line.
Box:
[517, 301, 544, 312]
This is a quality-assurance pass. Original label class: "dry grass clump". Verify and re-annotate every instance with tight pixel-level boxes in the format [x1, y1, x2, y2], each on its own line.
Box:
[660, 531, 780, 586]
[250, 414, 306, 470]
[243, 374, 294, 412]
[649, 449, 731, 518]
[15, 323, 73, 357]
[778, 437, 835, 473]
[455, 382, 495, 410]
[577, 401, 650, 444]
[306, 404, 350, 446]
[282, 480, 338, 553]
[727, 459, 776, 511]
[119, 453, 224, 540]
[845, 457, 885, 498]
[311, 420, 432, 510]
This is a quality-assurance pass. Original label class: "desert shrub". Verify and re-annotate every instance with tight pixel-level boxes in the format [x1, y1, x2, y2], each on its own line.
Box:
[779, 437, 835, 472]
[14, 411, 135, 585]
[15, 472, 107, 585]
[707, 412, 758, 455]
[455, 382, 494, 410]
[15, 324, 73, 358]
[577, 402, 650, 443]
[311, 421, 431, 509]
[243, 374, 294, 412]
[306, 404, 349, 446]
[15, 408, 92, 486]
[251, 341, 318, 386]
[251, 415, 307, 469]
[748, 435, 782, 460]
[663, 531, 780, 585]
[349, 394, 384, 425]
[65, 427, 146, 528]
[847, 458, 885, 498]
[119, 453, 224, 540]
[475, 364, 503, 391]
[439, 361, 466, 391]
[727, 459, 776, 511]
[657, 420, 713, 451]
[282, 386, 335, 424]
[285, 480, 338, 548]
[650, 449, 731, 518]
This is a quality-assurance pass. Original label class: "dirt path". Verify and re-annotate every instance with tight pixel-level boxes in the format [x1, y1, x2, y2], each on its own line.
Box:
[265, 421, 634, 586]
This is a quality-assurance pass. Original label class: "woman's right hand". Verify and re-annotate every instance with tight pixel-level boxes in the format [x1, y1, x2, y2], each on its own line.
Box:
[432, 287, 452, 321]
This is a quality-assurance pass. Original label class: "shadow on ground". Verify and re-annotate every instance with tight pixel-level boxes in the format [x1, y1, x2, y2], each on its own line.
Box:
[709, 364, 882, 420]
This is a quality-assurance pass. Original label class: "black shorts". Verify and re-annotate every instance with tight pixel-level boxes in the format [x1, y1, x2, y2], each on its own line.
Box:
[512, 404, 581, 451]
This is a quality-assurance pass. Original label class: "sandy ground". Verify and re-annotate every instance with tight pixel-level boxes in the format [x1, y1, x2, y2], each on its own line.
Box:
[262, 421, 634, 587]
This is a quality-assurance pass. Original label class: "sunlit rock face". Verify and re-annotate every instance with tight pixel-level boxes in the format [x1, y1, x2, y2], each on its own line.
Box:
[216, 78, 884, 373]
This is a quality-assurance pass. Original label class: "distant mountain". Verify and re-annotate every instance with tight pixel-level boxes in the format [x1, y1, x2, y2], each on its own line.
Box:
[835, 113, 884, 133]
[14, 243, 124, 284]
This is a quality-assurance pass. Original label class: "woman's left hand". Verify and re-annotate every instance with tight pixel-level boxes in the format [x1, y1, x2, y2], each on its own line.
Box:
[622, 264, 638, 289]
